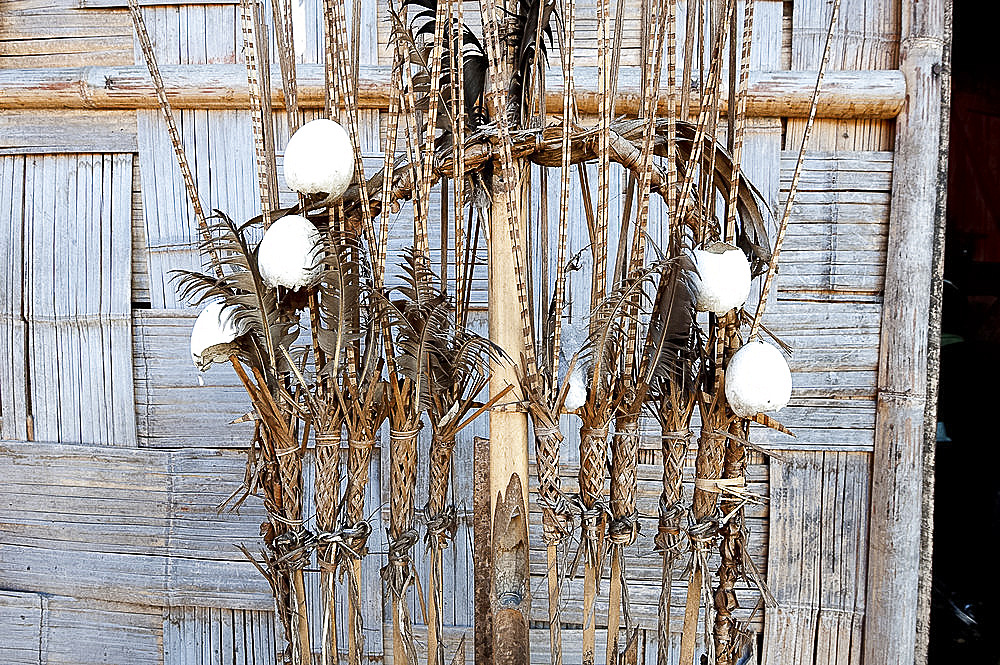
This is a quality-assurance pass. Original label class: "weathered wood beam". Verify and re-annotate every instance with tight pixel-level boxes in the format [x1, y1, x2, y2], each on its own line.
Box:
[864, 0, 946, 664]
[0, 64, 905, 118]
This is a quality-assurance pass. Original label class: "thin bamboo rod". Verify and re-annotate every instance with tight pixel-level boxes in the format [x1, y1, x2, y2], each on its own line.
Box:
[748, 0, 841, 341]
[239, 0, 276, 226]
[126, 0, 223, 278]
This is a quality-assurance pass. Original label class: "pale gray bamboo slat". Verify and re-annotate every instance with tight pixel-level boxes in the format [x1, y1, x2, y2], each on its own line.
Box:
[761, 451, 870, 665]
[786, 0, 899, 151]
[0, 111, 138, 155]
[0, 156, 29, 440]
[0, 591, 41, 665]
[0, 439, 272, 609]
[0, 591, 162, 665]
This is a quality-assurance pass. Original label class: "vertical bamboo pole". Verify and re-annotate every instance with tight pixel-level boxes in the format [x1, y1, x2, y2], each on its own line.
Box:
[915, 4, 951, 661]
[487, 161, 531, 594]
[864, 1, 945, 663]
[477, 0, 532, 656]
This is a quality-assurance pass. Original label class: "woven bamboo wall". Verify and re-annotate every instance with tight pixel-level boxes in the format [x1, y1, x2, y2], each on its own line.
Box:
[0, 0, 902, 663]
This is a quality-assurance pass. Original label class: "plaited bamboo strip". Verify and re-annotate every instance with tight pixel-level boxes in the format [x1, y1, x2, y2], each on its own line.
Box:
[606, 412, 641, 662]
[385, 425, 420, 665]
[578, 416, 610, 665]
[315, 432, 341, 665]
[126, 0, 222, 277]
[714, 419, 750, 665]
[426, 432, 457, 665]
[679, 410, 728, 665]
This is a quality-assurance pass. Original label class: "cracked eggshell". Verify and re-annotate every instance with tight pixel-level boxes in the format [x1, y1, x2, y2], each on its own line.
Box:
[191, 302, 241, 368]
[563, 365, 588, 411]
[724, 340, 792, 417]
[257, 214, 323, 290]
[283, 119, 355, 198]
[691, 243, 752, 315]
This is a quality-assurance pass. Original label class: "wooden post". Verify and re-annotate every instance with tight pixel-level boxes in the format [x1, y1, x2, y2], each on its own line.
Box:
[916, 4, 951, 662]
[488, 168, 531, 665]
[864, 1, 945, 664]
[474, 436, 494, 665]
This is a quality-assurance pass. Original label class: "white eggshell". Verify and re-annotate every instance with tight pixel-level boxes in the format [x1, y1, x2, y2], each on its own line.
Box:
[563, 365, 588, 411]
[283, 119, 355, 198]
[691, 244, 752, 315]
[190, 302, 241, 367]
[258, 214, 322, 290]
[725, 340, 792, 417]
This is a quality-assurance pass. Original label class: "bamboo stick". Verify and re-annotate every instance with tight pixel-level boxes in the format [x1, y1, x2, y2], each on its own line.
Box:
[0, 66, 908, 118]
[865, 0, 946, 662]
[385, 422, 420, 665]
[679, 405, 728, 665]
[126, 0, 223, 277]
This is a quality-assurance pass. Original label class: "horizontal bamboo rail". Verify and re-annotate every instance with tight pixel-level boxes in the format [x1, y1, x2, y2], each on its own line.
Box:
[0, 64, 905, 118]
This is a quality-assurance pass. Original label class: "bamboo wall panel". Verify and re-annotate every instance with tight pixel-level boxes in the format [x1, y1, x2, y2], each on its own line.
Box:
[785, 0, 900, 151]
[0, 0, 133, 69]
[761, 451, 869, 665]
[163, 607, 280, 665]
[777, 151, 892, 297]
[0, 111, 138, 155]
[134, 5, 258, 308]
[0, 153, 136, 446]
[0, 440, 273, 609]
[134, 309, 254, 447]
[0, 591, 162, 665]
[0, 591, 41, 665]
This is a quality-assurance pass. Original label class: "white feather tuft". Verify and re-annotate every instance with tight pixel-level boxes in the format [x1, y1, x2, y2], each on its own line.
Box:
[257, 214, 322, 290]
[725, 340, 792, 417]
[283, 119, 355, 198]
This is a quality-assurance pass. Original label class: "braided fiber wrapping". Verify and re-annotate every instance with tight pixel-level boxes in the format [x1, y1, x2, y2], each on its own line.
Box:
[578, 421, 610, 566]
[714, 420, 749, 665]
[384, 413, 421, 665]
[276, 441, 303, 525]
[533, 415, 567, 543]
[426, 433, 456, 523]
[389, 427, 421, 541]
[344, 437, 375, 551]
[691, 429, 727, 520]
[579, 423, 609, 508]
[656, 429, 690, 553]
[315, 433, 341, 532]
[609, 413, 640, 546]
